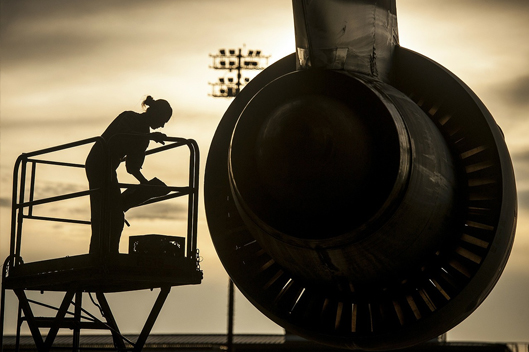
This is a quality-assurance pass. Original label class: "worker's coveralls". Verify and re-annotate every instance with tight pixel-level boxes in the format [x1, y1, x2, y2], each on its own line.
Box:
[86, 111, 149, 255]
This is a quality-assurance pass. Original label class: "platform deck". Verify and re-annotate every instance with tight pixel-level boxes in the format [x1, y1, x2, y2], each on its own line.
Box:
[3, 254, 202, 292]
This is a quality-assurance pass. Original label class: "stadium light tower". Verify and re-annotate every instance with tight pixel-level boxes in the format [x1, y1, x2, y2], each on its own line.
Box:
[209, 47, 270, 97]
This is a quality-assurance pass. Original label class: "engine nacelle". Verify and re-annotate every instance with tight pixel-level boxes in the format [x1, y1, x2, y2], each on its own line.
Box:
[205, 1, 516, 350]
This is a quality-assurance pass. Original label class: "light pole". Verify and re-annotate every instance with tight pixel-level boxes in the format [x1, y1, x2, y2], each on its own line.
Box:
[209, 46, 269, 352]
[209, 47, 269, 97]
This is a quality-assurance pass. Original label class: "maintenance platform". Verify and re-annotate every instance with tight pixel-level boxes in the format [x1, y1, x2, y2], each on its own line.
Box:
[1, 136, 202, 352]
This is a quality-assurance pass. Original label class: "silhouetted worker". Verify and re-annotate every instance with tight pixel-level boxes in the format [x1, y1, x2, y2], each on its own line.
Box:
[86, 96, 172, 255]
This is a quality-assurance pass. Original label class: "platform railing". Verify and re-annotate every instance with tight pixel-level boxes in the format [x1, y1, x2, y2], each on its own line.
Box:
[7, 135, 200, 270]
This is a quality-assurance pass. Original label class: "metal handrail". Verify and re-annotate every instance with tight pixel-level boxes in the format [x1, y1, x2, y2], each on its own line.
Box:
[9, 137, 104, 270]
[18, 190, 94, 209]
[8, 135, 200, 269]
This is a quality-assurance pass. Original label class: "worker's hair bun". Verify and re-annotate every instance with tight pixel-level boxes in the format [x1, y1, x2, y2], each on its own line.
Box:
[142, 95, 156, 109]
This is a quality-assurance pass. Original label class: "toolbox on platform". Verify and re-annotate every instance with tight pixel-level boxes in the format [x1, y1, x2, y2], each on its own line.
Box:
[129, 235, 185, 258]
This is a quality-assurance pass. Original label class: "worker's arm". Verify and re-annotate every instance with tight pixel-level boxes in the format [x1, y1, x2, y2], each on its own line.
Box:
[150, 132, 166, 145]
[130, 169, 149, 184]
[126, 137, 149, 183]
[125, 133, 166, 183]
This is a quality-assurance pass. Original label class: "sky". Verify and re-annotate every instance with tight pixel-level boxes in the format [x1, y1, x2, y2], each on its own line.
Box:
[1, 0, 528, 345]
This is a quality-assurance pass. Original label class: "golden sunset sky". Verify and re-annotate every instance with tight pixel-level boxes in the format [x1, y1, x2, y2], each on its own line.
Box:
[1, 0, 528, 343]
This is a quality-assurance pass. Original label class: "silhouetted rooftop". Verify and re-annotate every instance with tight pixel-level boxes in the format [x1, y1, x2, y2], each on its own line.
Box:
[2, 334, 284, 351]
[2, 334, 521, 352]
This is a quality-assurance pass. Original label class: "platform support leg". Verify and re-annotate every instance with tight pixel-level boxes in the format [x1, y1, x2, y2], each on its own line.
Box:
[72, 291, 82, 352]
[134, 286, 171, 352]
[15, 303, 22, 352]
[0, 282, 5, 352]
[14, 289, 76, 352]
[43, 290, 75, 352]
[95, 292, 127, 351]
[9, 287, 174, 352]
[13, 289, 45, 352]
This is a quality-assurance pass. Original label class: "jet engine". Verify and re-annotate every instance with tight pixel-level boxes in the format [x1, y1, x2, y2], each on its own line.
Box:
[204, 1, 516, 350]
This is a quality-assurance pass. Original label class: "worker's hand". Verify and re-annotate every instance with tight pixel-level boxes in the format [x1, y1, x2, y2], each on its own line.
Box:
[150, 132, 166, 145]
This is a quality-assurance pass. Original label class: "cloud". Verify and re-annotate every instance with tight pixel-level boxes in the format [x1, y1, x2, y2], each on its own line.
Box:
[0, 0, 294, 124]
[1, 1, 202, 81]
[465, 0, 529, 9]
[1, 1, 125, 66]
[511, 149, 529, 201]
[400, 0, 529, 11]
[2, 178, 188, 221]
[518, 190, 529, 210]
[512, 148, 529, 167]
[0, 197, 10, 208]
[498, 75, 529, 108]
[40, 181, 85, 193]
[126, 201, 187, 221]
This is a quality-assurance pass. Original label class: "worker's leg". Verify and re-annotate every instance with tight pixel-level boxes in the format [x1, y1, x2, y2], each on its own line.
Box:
[88, 190, 103, 254]
[108, 178, 124, 254]
[86, 143, 107, 255]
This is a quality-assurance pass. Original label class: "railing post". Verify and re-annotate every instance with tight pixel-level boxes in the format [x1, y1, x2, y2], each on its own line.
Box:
[191, 141, 200, 259]
[28, 161, 37, 217]
[185, 140, 200, 260]
[15, 158, 27, 261]
[9, 158, 22, 268]
[187, 142, 194, 259]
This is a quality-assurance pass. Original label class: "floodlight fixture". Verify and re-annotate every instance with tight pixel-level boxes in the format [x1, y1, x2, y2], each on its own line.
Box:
[209, 46, 270, 98]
